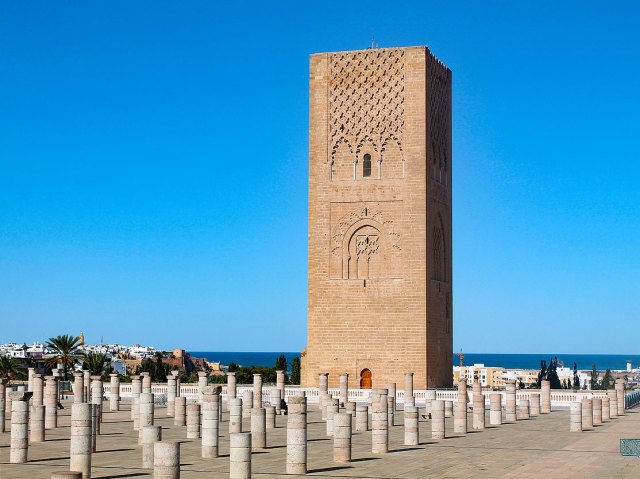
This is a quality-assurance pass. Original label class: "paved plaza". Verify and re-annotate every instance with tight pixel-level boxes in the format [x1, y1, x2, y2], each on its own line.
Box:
[1, 400, 639, 479]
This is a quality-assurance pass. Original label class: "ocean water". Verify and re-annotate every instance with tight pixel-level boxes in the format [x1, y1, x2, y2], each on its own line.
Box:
[190, 351, 640, 371]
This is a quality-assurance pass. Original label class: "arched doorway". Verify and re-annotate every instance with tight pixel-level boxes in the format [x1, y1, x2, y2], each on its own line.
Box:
[360, 369, 372, 389]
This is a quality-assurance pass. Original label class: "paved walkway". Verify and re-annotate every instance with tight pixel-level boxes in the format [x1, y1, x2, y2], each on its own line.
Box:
[1, 402, 639, 478]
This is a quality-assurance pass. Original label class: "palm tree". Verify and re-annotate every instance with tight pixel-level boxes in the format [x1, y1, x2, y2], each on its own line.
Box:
[0, 355, 20, 380]
[82, 352, 109, 376]
[46, 334, 82, 381]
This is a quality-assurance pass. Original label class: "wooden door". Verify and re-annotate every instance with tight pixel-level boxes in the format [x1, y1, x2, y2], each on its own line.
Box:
[360, 369, 372, 389]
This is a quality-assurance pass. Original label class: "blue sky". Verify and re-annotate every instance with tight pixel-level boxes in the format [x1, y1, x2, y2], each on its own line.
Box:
[0, 1, 638, 353]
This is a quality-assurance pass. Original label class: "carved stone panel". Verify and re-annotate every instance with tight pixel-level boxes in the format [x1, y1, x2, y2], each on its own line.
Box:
[330, 201, 402, 279]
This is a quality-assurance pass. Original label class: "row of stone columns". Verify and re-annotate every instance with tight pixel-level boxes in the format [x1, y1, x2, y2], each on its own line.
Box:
[571, 392, 625, 432]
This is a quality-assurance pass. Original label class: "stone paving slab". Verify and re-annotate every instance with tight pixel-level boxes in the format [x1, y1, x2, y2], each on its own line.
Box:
[1, 402, 639, 478]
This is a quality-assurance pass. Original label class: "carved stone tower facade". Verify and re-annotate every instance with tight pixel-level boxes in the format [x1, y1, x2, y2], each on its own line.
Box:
[302, 46, 453, 389]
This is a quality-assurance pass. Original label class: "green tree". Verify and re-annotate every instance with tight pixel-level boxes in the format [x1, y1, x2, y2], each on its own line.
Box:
[0, 355, 20, 380]
[573, 363, 580, 391]
[290, 356, 300, 385]
[228, 362, 240, 373]
[601, 369, 613, 390]
[275, 354, 287, 372]
[46, 334, 82, 381]
[590, 364, 599, 390]
[82, 352, 109, 377]
[537, 357, 561, 389]
[136, 355, 170, 383]
[234, 366, 276, 384]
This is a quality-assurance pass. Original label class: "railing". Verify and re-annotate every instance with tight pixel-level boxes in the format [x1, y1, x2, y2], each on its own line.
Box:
[104, 383, 622, 409]
[626, 391, 640, 409]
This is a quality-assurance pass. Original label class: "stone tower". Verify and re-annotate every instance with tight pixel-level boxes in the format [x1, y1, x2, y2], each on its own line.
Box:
[302, 46, 452, 389]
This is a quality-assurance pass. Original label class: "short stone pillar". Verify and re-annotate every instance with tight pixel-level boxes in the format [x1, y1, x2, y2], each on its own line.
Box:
[174, 396, 186, 427]
[272, 388, 282, 414]
[230, 433, 251, 479]
[320, 392, 330, 420]
[202, 387, 221, 458]
[356, 403, 369, 431]
[30, 404, 46, 442]
[73, 372, 84, 403]
[581, 397, 593, 429]
[227, 372, 237, 399]
[333, 412, 352, 462]
[32, 374, 44, 407]
[51, 473, 83, 479]
[404, 372, 415, 407]
[602, 396, 611, 421]
[540, 380, 551, 414]
[489, 393, 502, 426]
[425, 389, 436, 414]
[229, 397, 243, 433]
[242, 390, 253, 420]
[250, 408, 266, 449]
[131, 375, 142, 426]
[276, 370, 285, 398]
[387, 394, 395, 427]
[175, 373, 181, 400]
[319, 372, 329, 412]
[70, 402, 92, 478]
[90, 377, 103, 426]
[388, 382, 397, 412]
[44, 376, 58, 429]
[0, 378, 6, 433]
[505, 380, 517, 423]
[142, 425, 162, 469]
[615, 379, 625, 415]
[10, 397, 30, 463]
[517, 399, 530, 420]
[570, 401, 582, 432]
[252, 374, 263, 409]
[197, 371, 208, 404]
[345, 401, 356, 426]
[154, 441, 180, 479]
[265, 405, 276, 429]
[608, 390, 618, 418]
[326, 397, 339, 436]
[472, 382, 485, 430]
[432, 399, 445, 439]
[454, 380, 468, 433]
[141, 372, 152, 394]
[286, 396, 307, 474]
[83, 370, 91, 403]
[109, 373, 120, 412]
[186, 403, 201, 439]
[371, 388, 389, 453]
[138, 392, 155, 444]
[529, 393, 541, 416]
[339, 373, 349, 406]
[404, 405, 419, 445]
[91, 404, 99, 453]
[166, 375, 177, 417]
[593, 397, 602, 425]
[28, 367, 35, 392]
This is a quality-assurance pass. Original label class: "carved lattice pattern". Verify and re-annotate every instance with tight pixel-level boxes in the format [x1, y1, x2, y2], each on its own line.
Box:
[329, 49, 405, 161]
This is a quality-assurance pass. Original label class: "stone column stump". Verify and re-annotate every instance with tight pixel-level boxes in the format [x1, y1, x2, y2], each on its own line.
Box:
[333, 412, 352, 462]
[229, 433, 251, 479]
[154, 441, 180, 479]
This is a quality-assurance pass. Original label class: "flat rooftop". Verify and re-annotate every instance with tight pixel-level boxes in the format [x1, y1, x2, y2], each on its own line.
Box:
[1, 401, 639, 478]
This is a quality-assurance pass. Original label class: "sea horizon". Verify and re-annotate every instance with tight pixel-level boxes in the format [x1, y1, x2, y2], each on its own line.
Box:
[190, 351, 640, 372]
